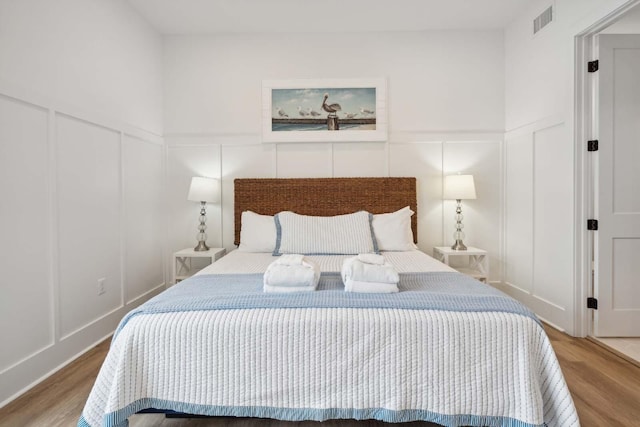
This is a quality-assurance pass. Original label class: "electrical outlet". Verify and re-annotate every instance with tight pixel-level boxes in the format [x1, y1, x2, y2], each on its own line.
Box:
[98, 278, 106, 295]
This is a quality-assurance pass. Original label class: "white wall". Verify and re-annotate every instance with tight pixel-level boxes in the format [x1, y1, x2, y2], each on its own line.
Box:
[0, 0, 164, 407]
[163, 31, 506, 284]
[503, 0, 635, 334]
[0, 0, 163, 134]
[601, 3, 640, 33]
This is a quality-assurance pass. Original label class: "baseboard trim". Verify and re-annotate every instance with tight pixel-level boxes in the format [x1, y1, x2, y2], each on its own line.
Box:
[0, 332, 112, 409]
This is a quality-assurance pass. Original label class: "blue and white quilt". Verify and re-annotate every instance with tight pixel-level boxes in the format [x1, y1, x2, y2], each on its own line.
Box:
[79, 251, 579, 427]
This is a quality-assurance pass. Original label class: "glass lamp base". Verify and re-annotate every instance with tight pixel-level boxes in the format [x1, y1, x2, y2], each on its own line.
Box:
[451, 239, 468, 251]
[194, 240, 210, 251]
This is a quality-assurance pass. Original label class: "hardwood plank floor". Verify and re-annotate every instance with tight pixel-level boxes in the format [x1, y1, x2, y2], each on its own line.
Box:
[544, 326, 640, 426]
[1, 324, 639, 427]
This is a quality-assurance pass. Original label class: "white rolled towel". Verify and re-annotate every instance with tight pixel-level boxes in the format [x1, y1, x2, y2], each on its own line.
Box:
[344, 279, 399, 293]
[275, 254, 305, 266]
[341, 256, 399, 285]
[264, 284, 318, 293]
[263, 255, 320, 292]
[357, 253, 385, 265]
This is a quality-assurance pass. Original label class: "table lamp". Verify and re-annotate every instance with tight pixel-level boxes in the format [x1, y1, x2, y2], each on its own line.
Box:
[187, 176, 220, 251]
[443, 174, 476, 251]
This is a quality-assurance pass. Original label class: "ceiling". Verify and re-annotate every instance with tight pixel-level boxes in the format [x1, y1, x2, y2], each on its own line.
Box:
[127, 0, 534, 34]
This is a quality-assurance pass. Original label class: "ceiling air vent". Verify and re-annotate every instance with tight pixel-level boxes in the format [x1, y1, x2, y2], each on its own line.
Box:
[533, 6, 553, 34]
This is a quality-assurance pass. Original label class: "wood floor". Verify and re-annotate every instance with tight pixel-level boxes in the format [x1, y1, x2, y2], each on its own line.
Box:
[1, 324, 639, 427]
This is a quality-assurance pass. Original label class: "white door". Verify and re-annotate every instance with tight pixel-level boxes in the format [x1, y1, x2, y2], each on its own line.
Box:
[594, 34, 640, 336]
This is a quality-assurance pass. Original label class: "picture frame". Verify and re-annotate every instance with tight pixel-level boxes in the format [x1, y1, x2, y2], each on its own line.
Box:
[262, 78, 387, 143]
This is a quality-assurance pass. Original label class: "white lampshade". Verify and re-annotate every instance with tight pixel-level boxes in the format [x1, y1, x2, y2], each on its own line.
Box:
[443, 175, 476, 200]
[187, 177, 220, 203]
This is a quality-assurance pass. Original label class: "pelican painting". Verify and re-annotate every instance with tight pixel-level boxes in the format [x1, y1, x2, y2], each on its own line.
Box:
[264, 79, 386, 142]
[270, 85, 376, 133]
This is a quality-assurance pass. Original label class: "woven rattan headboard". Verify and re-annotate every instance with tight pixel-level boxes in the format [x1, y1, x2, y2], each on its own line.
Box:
[233, 177, 417, 246]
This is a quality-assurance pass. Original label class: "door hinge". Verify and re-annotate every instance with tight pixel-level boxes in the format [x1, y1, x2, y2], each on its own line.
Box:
[588, 60, 599, 72]
[587, 140, 599, 151]
[587, 219, 598, 230]
[587, 297, 598, 309]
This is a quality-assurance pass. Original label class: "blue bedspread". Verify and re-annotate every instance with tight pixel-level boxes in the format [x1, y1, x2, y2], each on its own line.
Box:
[81, 270, 579, 427]
[115, 272, 539, 338]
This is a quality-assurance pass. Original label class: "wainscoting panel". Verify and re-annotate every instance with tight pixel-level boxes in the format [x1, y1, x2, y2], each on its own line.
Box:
[167, 138, 505, 281]
[333, 142, 388, 177]
[532, 123, 572, 315]
[504, 132, 534, 293]
[612, 238, 640, 310]
[276, 143, 332, 178]
[56, 114, 122, 339]
[0, 95, 51, 373]
[502, 119, 572, 329]
[0, 86, 164, 408]
[123, 136, 164, 303]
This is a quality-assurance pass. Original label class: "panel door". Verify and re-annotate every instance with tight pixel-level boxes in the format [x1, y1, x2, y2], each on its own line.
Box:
[595, 34, 640, 336]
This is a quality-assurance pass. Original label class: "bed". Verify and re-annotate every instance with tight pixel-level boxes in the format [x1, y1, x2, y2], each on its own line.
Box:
[79, 177, 579, 427]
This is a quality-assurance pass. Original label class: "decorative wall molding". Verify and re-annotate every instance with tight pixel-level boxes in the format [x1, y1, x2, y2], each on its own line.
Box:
[503, 117, 571, 328]
[390, 130, 505, 142]
[531, 122, 567, 312]
[165, 136, 504, 286]
[0, 280, 165, 409]
[0, 86, 165, 408]
[60, 304, 125, 342]
[0, 95, 52, 374]
[504, 114, 564, 138]
[163, 131, 506, 146]
[0, 82, 163, 142]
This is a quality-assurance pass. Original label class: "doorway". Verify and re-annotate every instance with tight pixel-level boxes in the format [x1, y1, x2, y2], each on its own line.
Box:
[576, 1, 640, 362]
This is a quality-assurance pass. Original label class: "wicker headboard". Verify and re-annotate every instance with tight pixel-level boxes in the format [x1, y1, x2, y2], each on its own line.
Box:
[233, 177, 417, 246]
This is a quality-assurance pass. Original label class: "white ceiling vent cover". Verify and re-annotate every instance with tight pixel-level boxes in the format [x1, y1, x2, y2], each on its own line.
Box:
[533, 6, 553, 34]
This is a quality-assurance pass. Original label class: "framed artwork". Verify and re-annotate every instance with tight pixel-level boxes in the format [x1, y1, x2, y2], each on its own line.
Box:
[262, 78, 387, 143]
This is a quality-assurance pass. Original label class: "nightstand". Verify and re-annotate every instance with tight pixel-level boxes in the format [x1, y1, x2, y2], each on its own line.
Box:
[172, 247, 226, 284]
[433, 246, 489, 283]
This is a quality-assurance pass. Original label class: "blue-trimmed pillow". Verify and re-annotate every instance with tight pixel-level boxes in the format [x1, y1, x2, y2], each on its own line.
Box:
[273, 211, 379, 256]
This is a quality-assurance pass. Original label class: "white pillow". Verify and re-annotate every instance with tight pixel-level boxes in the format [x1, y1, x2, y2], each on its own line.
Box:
[238, 211, 277, 253]
[372, 206, 417, 251]
[274, 211, 378, 255]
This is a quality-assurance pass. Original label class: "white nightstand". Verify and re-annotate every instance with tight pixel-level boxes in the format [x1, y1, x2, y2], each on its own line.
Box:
[172, 247, 226, 284]
[433, 246, 489, 283]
